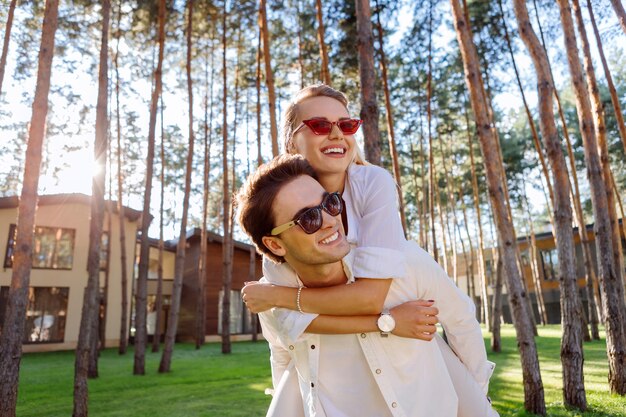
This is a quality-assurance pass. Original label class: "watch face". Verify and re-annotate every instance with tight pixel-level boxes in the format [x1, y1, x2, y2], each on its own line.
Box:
[378, 315, 395, 332]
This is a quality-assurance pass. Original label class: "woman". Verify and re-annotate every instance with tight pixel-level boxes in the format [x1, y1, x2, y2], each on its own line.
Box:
[243, 84, 496, 417]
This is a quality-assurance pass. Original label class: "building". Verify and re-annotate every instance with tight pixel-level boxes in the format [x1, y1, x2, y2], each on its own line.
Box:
[0, 194, 141, 352]
[150, 228, 263, 343]
[453, 220, 626, 324]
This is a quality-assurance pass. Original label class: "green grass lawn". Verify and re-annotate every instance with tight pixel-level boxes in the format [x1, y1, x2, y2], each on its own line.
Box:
[16, 325, 625, 416]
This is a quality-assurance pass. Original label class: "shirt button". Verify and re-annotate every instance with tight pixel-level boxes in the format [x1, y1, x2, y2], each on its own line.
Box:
[392, 402, 397, 408]
[288, 345, 294, 350]
[310, 345, 316, 349]
[375, 369, 381, 374]
[311, 382, 315, 388]
[360, 333, 366, 338]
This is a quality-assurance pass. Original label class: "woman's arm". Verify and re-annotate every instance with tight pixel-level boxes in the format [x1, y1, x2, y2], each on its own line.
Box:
[306, 300, 439, 342]
[243, 278, 391, 315]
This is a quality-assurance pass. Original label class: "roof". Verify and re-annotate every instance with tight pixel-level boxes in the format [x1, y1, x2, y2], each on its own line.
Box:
[0, 193, 144, 222]
[162, 227, 256, 252]
[517, 218, 624, 243]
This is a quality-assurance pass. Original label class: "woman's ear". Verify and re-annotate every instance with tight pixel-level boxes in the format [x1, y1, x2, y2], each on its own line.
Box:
[262, 236, 287, 259]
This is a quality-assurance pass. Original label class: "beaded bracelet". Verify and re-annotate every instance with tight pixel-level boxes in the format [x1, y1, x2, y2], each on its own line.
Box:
[296, 286, 304, 314]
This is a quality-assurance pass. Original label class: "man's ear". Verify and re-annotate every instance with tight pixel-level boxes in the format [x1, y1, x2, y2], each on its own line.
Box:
[262, 236, 287, 259]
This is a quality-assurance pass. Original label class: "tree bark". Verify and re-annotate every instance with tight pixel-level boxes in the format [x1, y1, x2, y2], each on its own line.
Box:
[491, 255, 503, 353]
[221, 0, 233, 355]
[158, 0, 195, 373]
[0, 2, 58, 415]
[450, 0, 546, 413]
[427, 1, 438, 262]
[512, 0, 587, 408]
[374, 1, 406, 234]
[464, 103, 490, 328]
[258, 0, 278, 156]
[255, 22, 263, 166]
[557, 0, 626, 394]
[572, 0, 626, 311]
[134, 0, 165, 375]
[151, 94, 166, 354]
[73, 0, 109, 414]
[610, 0, 626, 35]
[588, 0, 626, 156]
[355, 0, 381, 165]
[249, 247, 258, 341]
[113, 0, 129, 356]
[196, 33, 214, 351]
[315, 0, 331, 85]
[531, 0, 601, 340]
[0, 0, 17, 98]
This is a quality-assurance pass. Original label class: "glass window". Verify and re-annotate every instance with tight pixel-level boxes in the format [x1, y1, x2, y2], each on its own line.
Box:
[100, 231, 110, 271]
[4, 224, 75, 270]
[0, 286, 69, 344]
[540, 248, 559, 281]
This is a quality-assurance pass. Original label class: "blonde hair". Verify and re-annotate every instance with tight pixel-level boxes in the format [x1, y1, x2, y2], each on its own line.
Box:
[282, 84, 369, 166]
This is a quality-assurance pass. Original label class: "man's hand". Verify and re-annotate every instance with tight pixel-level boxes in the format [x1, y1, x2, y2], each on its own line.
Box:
[241, 281, 278, 313]
[390, 300, 439, 341]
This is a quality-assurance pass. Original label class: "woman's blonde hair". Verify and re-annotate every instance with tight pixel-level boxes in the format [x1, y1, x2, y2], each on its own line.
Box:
[282, 84, 369, 166]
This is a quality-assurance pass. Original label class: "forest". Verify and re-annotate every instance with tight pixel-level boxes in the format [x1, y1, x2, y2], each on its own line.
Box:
[0, 0, 626, 416]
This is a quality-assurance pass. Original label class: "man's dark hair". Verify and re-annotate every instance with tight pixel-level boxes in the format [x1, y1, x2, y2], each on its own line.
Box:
[236, 154, 318, 263]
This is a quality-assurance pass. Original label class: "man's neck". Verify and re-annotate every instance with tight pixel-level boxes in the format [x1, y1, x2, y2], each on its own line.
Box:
[293, 261, 347, 288]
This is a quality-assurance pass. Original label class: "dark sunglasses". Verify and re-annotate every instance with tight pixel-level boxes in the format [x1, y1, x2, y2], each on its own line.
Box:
[270, 192, 343, 236]
[293, 118, 363, 136]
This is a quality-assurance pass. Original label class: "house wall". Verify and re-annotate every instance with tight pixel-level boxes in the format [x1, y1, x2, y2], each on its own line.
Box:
[0, 202, 138, 352]
[178, 237, 262, 341]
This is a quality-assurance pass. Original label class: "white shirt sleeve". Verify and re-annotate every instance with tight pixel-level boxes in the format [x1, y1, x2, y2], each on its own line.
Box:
[348, 165, 407, 279]
[407, 241, 494, 394]
[262, 257, 319, 344]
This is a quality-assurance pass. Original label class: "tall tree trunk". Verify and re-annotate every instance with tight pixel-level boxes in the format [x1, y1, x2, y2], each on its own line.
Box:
[73, 0, 110, 414]
[221, 0, 233, 355]
[532, 0, 602, 339]
[610, 0, 626, 35]
[159, 0, 195, 373]
[572, 0, 626, 314]
[522, 185, 549, 326]
[113, 0, 129, 355]
[557, 0, 626, 394]
[374, 1, 406, 233]
[588, 0, 626, 155]
[513, 0, 587, 408]
[314, 0, 331, 85]
[258, 0, 278, 156]
[0, 2, 58, 415]
[435, 179, 449, 272]
[248, 247, 258, 341]
[440, 136, 463, 284]
[450, 1, 546, 413]
[0, 0, 17, 97]
[459, 187, 476, 300]
[491, 255, 503, 353]
[419, 109, 429, 250]
[464, 103, 490, 329]
[427, 1, 438, 262]
[255, 23, 263, 166]
[152, 94, 166, 354]
[196, 34, 214, 351]
[134, 0, 165, 375]
[296, 1, 305, 89]
[355, 0, 381, 165]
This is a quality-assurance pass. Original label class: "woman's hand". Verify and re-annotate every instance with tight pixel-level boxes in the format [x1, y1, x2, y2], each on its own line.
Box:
[390, 300, 439, 341]
[241, 281, 280, 313]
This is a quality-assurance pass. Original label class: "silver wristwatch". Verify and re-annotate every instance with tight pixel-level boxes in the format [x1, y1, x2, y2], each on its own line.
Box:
[377, 308, 395, 337]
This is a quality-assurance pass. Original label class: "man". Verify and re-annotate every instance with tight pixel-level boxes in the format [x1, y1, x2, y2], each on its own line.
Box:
[237, 154, 497, 417]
